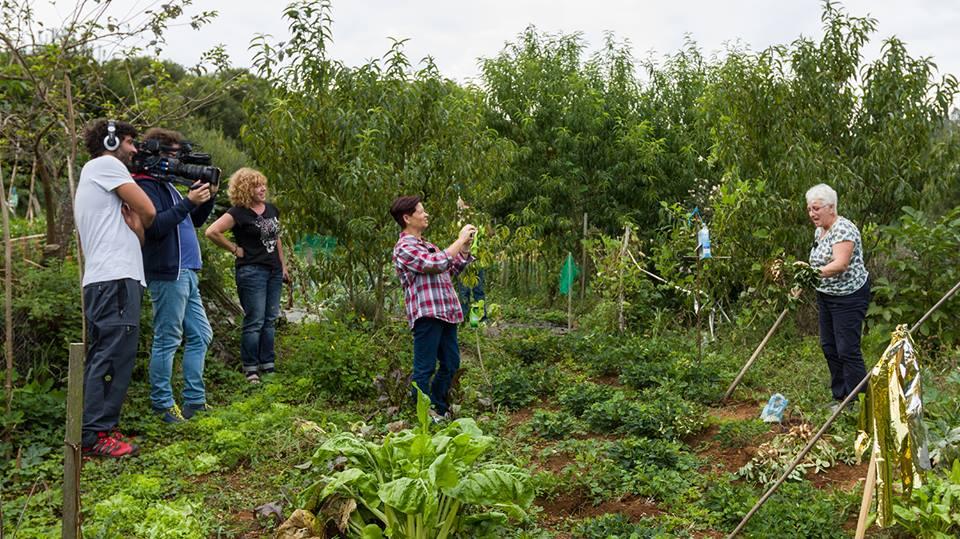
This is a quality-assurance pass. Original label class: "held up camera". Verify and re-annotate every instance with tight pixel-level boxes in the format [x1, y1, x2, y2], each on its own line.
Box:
[131, 139, 221, 188]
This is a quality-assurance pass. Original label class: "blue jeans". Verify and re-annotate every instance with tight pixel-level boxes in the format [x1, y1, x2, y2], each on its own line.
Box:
[411, 317, 460, 414]
[818, 279, 871, 400]
[148, 269, 212, 410]
[236, 264, 283, 374]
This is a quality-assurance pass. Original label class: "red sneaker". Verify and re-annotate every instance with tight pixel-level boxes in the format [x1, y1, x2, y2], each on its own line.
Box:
[82, 432, 140, 458]
[109, 427, 139, 444]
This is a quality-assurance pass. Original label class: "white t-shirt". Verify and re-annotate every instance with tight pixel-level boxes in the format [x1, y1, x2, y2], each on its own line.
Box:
[74, 155, 146, 287]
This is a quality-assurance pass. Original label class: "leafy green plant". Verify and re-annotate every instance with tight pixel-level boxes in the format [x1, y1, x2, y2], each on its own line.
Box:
[499, 329, 567, 365]
[298, 390, 533, 538]
[557, 381, 611, 416]
[527, 411, 582, 440]
[573, 514, 670, 539]
[489, 362, 537, 410]
[715, 420, 770, 448]
[893, 459, 960, 538]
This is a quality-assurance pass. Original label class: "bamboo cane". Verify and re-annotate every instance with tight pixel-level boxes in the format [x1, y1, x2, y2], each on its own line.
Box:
[722, 307, 791, 401]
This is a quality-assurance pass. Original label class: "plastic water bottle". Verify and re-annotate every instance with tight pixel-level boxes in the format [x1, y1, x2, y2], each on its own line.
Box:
[698, 225, 712, 260]
[760, 393, 789, 423]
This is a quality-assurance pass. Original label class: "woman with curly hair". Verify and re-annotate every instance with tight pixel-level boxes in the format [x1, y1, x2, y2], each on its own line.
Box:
[206, 168, 288, 383]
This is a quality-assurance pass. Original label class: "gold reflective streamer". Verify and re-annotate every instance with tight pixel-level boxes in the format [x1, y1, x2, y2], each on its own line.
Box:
[855, 325, 931, 527]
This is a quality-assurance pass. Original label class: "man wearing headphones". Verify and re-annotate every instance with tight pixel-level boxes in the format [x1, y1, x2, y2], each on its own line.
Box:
[134, 128, 216, 423]
[75, 119, 156, 458]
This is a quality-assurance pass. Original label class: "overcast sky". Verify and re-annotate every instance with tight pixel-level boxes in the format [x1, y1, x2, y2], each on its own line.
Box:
[33, 1, 960, 84]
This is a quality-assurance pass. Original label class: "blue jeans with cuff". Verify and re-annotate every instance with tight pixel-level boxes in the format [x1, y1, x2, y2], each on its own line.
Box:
[147, 269, 212, 410]
[236, 264, 283, 374]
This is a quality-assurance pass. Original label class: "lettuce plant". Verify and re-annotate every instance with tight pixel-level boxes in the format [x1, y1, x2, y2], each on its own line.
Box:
[298, 389, 533, 538]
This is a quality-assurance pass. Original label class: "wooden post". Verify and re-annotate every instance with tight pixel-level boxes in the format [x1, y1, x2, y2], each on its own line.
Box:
[566, 252, 573, 331]
[63, 343, 84, 539]
[617, 226, 631, 333]
[855, 453, 878, 539]
[2, 161, 14, 413]
[695, 256, 703, 364]
[723, 307, 791, 401]
[580, 213, 588, 301]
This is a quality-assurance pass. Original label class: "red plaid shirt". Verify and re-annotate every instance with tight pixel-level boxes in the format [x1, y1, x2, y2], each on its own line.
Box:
[393, 232, 472, 328]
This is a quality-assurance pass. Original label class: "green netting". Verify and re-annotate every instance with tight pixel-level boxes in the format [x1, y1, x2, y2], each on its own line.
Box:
[294, 234, 337, 258]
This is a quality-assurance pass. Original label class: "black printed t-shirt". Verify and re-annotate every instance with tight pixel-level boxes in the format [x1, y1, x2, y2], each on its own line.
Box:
[227, 203, 282, 269]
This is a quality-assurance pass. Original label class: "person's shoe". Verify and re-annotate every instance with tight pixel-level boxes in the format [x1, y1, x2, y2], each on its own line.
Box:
[109, 427, 137, 443]
[182, 403, 212, 420]
[155, 404, 186, 423]
[428, 409, 452, 424]
[828, 401, 848, 415]
[246, 372, 261, 385]
[82, 432, 140, 458]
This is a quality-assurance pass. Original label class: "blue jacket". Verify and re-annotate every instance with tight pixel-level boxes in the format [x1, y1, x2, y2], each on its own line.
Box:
[134, 173, 215, 281]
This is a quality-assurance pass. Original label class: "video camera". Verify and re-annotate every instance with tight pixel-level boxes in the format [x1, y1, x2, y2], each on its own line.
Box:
[131, 139, 221, 188]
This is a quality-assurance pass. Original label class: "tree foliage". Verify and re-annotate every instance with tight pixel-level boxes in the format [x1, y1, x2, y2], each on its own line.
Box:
[244, 0, 514, 321]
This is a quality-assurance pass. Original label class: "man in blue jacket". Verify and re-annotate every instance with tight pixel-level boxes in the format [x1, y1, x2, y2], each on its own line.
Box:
[135, 128, 216, 422]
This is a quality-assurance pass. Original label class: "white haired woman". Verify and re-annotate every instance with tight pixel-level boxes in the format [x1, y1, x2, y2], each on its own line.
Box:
[806, 183, 870, 407]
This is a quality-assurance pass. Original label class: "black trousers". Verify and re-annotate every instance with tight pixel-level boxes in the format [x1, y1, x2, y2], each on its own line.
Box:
[817, 280, 870, 401]
[82, 279, 143, 447]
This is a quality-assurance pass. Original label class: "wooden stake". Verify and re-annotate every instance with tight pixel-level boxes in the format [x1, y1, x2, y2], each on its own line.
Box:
[567, 251, 573, 330]
[580, 213, 588, 301]
[63, 343, 84, 539]
[723, 307, 790, 401]
[855, 452, 878, 539]
[617, 226, 631, 333]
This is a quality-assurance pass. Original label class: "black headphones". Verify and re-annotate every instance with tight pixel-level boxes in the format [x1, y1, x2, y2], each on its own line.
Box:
[103, 120, 120, 151]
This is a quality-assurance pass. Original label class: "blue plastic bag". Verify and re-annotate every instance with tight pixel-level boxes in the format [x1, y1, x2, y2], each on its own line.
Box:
[760, 393, 789, 423]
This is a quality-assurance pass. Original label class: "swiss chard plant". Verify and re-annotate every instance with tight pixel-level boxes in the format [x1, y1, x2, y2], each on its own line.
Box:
[297, 389, 533, 538]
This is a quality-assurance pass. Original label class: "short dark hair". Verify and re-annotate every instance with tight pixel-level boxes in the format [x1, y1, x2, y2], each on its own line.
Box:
[390, 195, 421, 228]
[83, 119, 138, 157]
[142, 127, 184, 149]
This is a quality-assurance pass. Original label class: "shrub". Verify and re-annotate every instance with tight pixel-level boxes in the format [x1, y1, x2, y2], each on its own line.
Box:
[279, 321, 382, 401]
[499, 328, 567, 365]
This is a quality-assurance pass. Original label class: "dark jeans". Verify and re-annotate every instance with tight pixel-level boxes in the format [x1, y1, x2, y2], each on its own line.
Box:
[817, 279, 871, 401]
[411, 317, 460, 414]
[236, 264, 283, 374]
[82, 279, 143, 447]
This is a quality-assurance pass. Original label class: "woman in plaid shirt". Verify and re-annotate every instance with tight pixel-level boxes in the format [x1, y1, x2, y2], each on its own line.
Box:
[390, 196, 476, 419]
